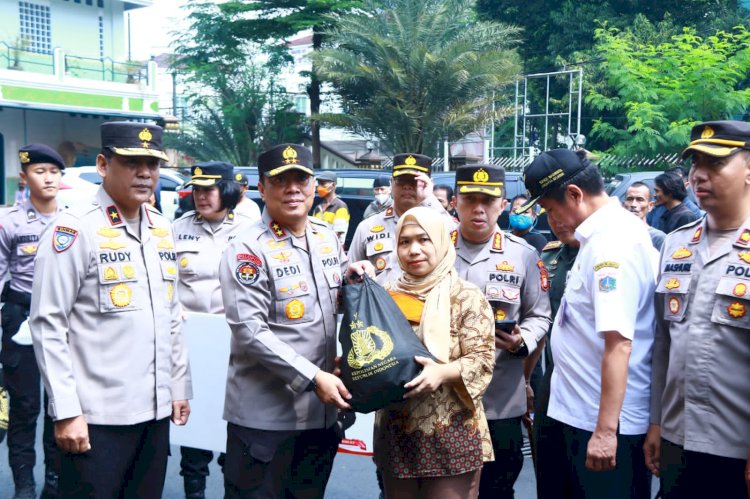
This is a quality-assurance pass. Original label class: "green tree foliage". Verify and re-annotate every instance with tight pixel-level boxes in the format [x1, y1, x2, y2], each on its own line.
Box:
[167, 2, 306, 165]
[476, 0, 746, 72]
[313, 0, 521, 155]
[587, 24, 750, 157]
[212, 0, 367, 167]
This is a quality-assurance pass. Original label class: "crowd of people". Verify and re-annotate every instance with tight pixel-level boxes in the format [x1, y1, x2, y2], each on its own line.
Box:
[0, 118, 748, 499]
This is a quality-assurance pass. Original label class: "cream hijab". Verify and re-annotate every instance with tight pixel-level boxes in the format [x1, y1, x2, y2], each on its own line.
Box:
[390, 207, 456, 363]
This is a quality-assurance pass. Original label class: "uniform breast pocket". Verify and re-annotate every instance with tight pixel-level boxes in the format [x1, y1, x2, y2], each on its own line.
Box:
[97, 262, 141, 313]
[657, 274, 692, 322]
[484, 282, 521, 321]
[365, 237, 393, 257]
[710, 277, 750, 329]
[272, 286, 314, 325]
[16, 243, 38, 259]
[176, 242, 201, 275]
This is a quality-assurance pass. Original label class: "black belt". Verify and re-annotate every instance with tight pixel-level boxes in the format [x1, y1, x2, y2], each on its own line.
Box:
[2, 283, 31, 308]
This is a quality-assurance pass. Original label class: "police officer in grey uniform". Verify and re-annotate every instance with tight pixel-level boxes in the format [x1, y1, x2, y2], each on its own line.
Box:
[1, 144, 64, 499]
[450, 164, 551, 498]
[348, 153, 455, 284]
[174, 161, 252, 497]
[646, 121, 750, 498]
[219, 144, 355, 498]
[29, 122, 192, 498]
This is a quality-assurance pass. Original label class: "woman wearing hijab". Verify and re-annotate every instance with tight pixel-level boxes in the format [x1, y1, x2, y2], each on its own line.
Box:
[374, 206, 496, 499]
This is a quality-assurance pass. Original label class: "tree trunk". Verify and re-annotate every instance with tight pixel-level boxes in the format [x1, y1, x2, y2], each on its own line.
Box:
[310, 27, 323, 169]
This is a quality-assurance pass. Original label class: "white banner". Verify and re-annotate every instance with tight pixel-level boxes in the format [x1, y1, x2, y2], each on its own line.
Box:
[170, 312, 374, 456]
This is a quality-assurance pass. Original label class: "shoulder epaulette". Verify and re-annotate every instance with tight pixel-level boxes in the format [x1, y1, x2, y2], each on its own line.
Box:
[542, 240, 563, 252]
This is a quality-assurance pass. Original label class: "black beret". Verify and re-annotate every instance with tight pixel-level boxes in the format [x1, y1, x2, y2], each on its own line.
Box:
[18, 144, 66, 170]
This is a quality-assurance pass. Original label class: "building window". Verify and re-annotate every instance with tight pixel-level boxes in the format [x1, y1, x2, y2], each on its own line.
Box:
[98, 15, 104, 58]
[97, 0, 103, 6]
[18, 1, 52, 54]
[86, 0, 92, 5]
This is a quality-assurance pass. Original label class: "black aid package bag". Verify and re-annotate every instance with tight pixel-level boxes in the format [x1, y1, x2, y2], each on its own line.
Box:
[339, 275, 435, 413]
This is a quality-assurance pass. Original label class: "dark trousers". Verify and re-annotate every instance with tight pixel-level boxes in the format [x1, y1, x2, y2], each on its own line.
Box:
[223, 423, 340, 499]
[180, 446, 225, 479]
[1, 301, 59, 474]
[478, 417, 524, 499]
[660, 438, 746, 498]
[536, 418, 650, 499]
[59, 418, 170, 499]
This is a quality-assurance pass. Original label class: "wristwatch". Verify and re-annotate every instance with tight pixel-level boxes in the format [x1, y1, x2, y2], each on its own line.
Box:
[508, 336, 528, 357]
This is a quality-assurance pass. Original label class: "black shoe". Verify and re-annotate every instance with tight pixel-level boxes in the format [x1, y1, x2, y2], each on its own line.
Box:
[12, 465, 35, 499]
[184, 476, 206, 499]
[40, 469, 59, 499]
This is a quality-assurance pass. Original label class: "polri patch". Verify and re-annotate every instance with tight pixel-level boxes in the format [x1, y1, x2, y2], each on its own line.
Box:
[53, 226, 78, 253]
[236, 262, 259, 285]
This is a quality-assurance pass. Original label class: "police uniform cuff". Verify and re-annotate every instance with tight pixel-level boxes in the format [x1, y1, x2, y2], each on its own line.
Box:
[518, 330, 537, 357]
[291, 365, 320, 393]
[49, 396, 83, 422]
[171, 383, 193, 402]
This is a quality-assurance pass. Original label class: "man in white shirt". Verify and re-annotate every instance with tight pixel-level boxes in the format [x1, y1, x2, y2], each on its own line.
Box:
[518, 149, 658, 499]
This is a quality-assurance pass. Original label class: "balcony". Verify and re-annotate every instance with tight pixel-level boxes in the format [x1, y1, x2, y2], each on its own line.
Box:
[0, 42, 161, 119]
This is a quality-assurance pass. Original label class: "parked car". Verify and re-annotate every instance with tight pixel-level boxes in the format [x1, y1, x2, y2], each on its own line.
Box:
[57, 174, 99, 211]
[605, 171, 660, 202]
[63, 166, 188, 220]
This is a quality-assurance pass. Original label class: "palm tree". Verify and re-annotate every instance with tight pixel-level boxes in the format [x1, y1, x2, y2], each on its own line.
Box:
[313, 0, 522, 156]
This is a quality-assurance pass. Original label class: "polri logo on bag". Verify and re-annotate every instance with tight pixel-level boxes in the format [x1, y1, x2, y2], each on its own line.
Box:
[347, 314, 395, 374]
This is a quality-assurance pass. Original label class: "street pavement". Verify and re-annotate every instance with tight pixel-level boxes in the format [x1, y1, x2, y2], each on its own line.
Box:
[0, 414, 658, 498]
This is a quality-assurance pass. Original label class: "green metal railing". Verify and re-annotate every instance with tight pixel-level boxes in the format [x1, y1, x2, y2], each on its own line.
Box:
[0, 42, 54, 75]
[0, 41, 148, 84]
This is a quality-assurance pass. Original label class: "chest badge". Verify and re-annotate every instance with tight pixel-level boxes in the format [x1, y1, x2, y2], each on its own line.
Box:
[100, 240, 126, 251]
[495, 308, 507, 321]
[123, 265, 136, 279]
[151, 227, 170, 238]
[286, 299, 305, 320]
[668, 296, 681, 315]
[671, 248, 692, 260]
[664, 278, 680, 290]
[727, 301, 747, 319]
[496, 261, 514, 272]
[97, 228, 121, 238]
[374, 242, 384, 251]
[103, 266, 119, 281]
[733, 283, 747, 297]
[21, 245, 37, 255]
[167, 282, 174, 302]
[370, 225, 385, 233]
[110, 283, 132, 308]
[375, 256, 387, 271]
[180, 257, 189, 268]
[738, 251, 750, 264]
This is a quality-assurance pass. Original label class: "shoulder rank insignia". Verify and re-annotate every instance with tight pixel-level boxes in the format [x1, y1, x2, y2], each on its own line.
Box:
[736, 228, 750, 247]
[270, 221, 287, 238]
[370, 225, 385, 233]
[739, 251, 750, 264]
[97, 228, 121, 238]
[671, 247, 692, 260]
[542, 240, 562, 252]
[492, 232, 503, 251]
[53, 226, 78, 253]
[106, 205, 122, 225]
[384, 207, 394, 218]
[496, 261, 514, 272]
[150, 227, 170, 238]
[450, 230, 458, 247]
[690, 226, 703, 244]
